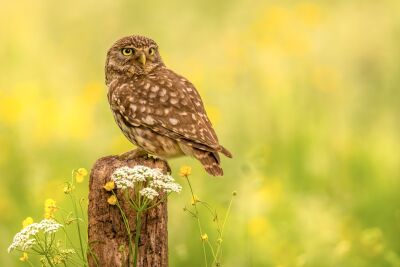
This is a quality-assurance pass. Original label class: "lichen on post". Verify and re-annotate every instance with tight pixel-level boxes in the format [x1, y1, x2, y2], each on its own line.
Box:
[87, 154, 169, 267]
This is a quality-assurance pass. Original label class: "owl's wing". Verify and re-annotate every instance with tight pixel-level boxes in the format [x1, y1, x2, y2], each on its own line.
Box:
[110, 70, 231, 157]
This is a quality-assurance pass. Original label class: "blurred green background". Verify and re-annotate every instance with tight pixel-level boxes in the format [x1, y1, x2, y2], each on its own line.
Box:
[1, 0, 400, 266]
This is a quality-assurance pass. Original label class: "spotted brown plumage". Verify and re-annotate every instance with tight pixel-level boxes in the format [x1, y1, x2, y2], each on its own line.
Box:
[105, 35, 232, 176]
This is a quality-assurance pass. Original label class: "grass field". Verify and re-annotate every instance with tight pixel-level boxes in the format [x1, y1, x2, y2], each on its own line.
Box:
[1, 0, 399, 266]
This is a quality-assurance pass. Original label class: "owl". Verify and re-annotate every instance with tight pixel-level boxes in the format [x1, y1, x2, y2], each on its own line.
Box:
[105, 35, 232, 176]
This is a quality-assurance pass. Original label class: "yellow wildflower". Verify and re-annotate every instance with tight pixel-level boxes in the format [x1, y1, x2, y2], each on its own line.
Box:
[75, 168, 88, 183]
[201, 233, 208, 241]
[107, 195, 117, 205]
[63, 183, 75, 194]
[179, 166, 192, 177]
[191, 195, 200, 205]
[22, 217, 33, 228]
[19, 252, 29, 262]
[103, 181, 115, 191]
[44, 198, 58, 219]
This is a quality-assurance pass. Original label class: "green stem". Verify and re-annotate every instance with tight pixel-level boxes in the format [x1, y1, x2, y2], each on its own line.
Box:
[185, 176, 208, 267]
[70, 193, 87, 265]
[44, 253, 55, 267]
[60, 226, 82, 261]
[79, 197, 89, 233]
[128, 195, 140, 210]
[213, 195, 234, 265]
[145, 195, 168, 211]
[33, 236, 55, 267]
[87, 243, 100, 267]
[133, 211, 142, 267]
[206, 240, 216, 259]
[26, 259, 35, 267]
[221, 196, 233, 238]
[114, 193, 134, 266]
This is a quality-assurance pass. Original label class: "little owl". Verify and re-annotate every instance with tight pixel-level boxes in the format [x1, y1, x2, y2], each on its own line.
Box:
[105, 35, 232, 176]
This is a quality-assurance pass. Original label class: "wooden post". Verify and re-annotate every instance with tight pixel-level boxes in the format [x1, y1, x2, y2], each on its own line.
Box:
[87, 155, 168, 267]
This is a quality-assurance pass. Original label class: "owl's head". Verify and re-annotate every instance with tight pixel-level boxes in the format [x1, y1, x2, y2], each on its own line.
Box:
[105, 35, 164, 84]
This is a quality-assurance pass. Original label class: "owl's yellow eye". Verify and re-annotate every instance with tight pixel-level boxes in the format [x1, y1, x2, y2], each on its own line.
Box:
[148, 47, 156, 56]
[121, 48, 134, 56]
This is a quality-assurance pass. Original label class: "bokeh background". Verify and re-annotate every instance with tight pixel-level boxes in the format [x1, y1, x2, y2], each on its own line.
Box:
[1, 0, 400, 266]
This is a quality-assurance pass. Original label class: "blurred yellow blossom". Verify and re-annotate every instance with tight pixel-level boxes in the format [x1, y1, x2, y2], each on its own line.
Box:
[44, 198, 58, 219]
[248, 217, 269, 237]
[361, 228, 385, 255]
[295, 3, 323, 26]
[107, 195, 117, 205]
[335, 240, 351, 257]
[201, 233, 208, 241]
[179, 166, 192, 177]
[103, 181, 115, 191]
[22, 217, 33, 228]
[19, 252, 28, 262]
[75, 168, 88, 183]
[63, 183, 75, 194]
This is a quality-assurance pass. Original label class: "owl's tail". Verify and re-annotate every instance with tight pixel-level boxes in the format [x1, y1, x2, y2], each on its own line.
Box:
[193, 149, 224, 176]
[219, 145, 233, 158]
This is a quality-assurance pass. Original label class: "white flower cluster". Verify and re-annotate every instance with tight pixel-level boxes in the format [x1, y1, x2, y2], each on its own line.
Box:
[8, 219, 63, 253]
[111, 165, 182, 199]
[149, 173, 182, 193]
[111, 166, 136, 189]
[139, 188, 159, 200]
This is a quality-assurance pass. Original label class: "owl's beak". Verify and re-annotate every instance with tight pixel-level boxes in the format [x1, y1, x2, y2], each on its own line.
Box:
[137, 52, 146, 66]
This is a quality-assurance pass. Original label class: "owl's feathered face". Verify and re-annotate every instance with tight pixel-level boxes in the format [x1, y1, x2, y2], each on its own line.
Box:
[105, 35, 164, 85]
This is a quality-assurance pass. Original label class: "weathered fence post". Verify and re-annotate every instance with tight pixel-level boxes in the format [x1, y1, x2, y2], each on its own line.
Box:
[87, 154, 168, 267]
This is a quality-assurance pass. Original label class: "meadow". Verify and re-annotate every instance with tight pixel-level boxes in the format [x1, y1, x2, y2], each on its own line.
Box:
[1, 0, 399, 266]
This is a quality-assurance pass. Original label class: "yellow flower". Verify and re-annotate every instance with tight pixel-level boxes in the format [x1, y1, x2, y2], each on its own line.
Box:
[191, 195, 200, 205]
[201, 233, 208, 241]
[75, 168, 88, 183]
[107, 195, 117, 205]
[63, 183, 75, 194]
[22, 217, 33, 228]
[179, 166, 192, 177]
[19, 252, 29, 262]
[103, 181, 115, 191]
[44, 198, 58, 219]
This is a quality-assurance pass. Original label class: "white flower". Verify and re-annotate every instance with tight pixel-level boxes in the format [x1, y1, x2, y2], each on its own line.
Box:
[38, 219, 63, 234]
[140, 187, 159, 200]
[131, 165, 165, 182]
[150, 173, 182, 193]
[163, 181, 182, 193]
[111, 166, 135, 189]
[149, 179, 182, 193]
[8, 219, 63, 253]
[111, 165, 182, 195]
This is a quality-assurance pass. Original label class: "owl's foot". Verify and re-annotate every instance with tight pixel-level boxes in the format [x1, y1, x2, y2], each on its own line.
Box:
[119, 149, 149, 161]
